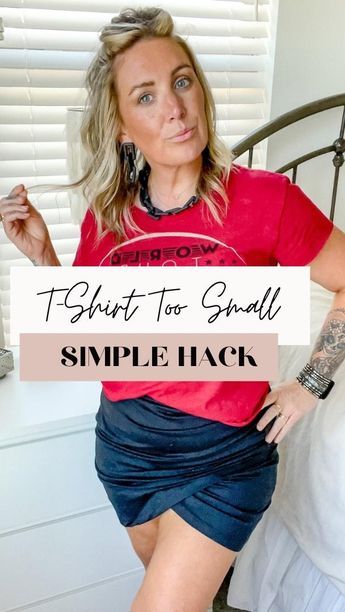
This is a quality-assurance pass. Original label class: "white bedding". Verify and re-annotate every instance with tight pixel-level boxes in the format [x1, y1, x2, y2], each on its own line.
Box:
[227, 508, 345, 612]
[227, 281, 345, 610]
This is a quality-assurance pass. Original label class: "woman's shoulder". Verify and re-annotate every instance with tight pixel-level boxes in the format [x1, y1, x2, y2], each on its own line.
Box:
[227, 162, 290, 187]
[224, 163, 290, 206]
[80, 205, 96, 228]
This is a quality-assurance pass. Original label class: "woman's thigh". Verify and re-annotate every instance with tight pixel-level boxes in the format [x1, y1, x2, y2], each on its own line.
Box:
[126, 515, 160, 568]
[131, 508, 237, 612]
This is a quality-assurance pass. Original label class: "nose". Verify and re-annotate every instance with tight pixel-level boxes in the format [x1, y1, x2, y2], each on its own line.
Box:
[165, 90, 186, 121]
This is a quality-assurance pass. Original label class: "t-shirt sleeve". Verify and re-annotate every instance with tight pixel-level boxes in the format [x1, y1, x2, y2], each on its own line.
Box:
[273, 179, 334, 266]
[72, 208, 96, 266]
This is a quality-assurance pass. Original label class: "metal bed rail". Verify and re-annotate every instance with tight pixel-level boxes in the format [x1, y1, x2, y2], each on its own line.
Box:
[232, 93, 345, 221]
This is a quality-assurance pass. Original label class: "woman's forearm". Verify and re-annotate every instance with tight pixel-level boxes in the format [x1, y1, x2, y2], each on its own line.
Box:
[29, 245, 61, 266]
[308, 289, 345, 379]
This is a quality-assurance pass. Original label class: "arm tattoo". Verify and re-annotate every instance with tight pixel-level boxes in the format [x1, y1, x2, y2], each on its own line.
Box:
[310, 307, 345, 378]
[29, 258, 40, 266]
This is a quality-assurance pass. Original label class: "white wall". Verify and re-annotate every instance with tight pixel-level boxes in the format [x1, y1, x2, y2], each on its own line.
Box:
[267, 0, 345, 229]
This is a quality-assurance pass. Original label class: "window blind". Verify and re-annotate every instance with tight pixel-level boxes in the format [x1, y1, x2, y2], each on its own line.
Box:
[0, 0, 272, 347]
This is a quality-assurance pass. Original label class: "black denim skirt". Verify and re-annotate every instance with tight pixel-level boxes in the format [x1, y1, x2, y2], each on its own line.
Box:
[94, 391, 279, 552]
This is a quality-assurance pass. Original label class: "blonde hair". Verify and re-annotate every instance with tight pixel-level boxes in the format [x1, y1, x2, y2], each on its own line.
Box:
[62, 8, 234, 242]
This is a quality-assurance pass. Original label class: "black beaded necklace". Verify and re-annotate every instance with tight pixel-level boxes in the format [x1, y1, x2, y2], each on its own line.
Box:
[138, 164, 199, 220]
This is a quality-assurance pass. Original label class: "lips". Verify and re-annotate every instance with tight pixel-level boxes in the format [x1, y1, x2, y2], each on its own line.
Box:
[175, 127, 193, 137]
[169, 127, 195, 142]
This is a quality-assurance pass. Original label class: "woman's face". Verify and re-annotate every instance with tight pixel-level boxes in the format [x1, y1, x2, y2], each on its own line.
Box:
[114, 37, 209, 168]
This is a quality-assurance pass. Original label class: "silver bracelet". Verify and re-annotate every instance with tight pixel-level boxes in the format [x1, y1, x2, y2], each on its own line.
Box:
[296, 363, 334, 399]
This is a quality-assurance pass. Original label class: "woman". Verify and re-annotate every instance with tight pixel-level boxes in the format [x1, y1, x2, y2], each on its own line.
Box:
[1, 7, 345, 612]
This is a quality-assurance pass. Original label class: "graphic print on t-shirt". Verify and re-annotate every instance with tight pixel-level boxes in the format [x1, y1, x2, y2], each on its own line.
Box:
[99, 232, 247, 267]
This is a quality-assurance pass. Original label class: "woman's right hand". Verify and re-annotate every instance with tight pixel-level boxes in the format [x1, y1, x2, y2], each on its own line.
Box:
[0, 184, 55, 263]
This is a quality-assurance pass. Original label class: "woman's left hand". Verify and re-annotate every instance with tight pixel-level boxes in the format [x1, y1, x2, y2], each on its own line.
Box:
[256, 379, 319, 444]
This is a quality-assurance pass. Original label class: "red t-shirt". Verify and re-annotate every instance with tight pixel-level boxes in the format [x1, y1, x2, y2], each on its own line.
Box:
[72, 163, 334, 426]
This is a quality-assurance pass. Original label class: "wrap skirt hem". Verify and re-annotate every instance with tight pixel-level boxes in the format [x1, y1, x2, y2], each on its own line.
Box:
[95, 391, 279, 552]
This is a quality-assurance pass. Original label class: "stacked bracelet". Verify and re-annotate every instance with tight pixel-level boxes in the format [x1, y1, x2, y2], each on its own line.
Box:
[296, 363, 335, 399]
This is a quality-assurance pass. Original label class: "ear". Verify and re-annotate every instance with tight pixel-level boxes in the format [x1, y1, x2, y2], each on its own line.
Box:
[118, 130, 132, 146]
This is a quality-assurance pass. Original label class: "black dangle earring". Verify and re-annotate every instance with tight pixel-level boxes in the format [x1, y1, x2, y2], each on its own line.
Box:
[120, 142, 137, 185]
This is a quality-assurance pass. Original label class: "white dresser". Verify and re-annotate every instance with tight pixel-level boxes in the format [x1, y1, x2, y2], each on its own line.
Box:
[0, 348, 144, 612]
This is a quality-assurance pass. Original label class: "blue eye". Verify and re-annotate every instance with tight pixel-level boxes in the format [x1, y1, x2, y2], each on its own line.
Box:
[138, 93, 153, 104]
[175, 77, 190, 89]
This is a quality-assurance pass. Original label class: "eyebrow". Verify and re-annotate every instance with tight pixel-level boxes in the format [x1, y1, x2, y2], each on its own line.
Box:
[128, 63, 193, 96]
